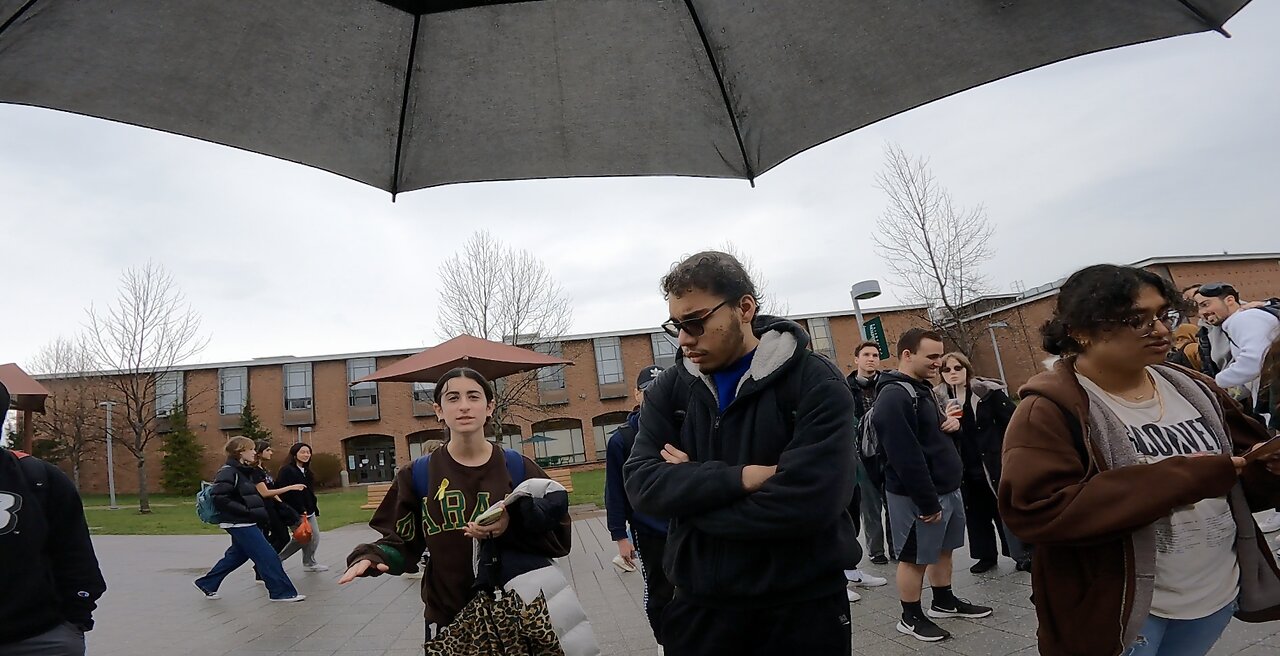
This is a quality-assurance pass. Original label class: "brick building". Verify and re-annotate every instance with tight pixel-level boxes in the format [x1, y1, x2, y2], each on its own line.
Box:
[34, 252, 1280, 494]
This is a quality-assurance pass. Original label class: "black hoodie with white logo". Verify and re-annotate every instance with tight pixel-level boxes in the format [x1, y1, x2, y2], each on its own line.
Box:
[0, 438, 107, 643]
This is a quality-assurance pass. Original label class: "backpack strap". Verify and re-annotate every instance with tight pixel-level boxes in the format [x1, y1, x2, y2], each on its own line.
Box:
[411, 454, 432, 500]
[410, 447, 527, 501]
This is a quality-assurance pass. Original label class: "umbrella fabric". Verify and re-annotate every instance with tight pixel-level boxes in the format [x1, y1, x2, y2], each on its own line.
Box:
[357, 334, 572, 384]
[0, 1, 1250, 196]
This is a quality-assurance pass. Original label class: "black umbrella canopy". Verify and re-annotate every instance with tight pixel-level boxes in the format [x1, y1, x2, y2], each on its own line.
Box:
[0, 1, 1250, 197]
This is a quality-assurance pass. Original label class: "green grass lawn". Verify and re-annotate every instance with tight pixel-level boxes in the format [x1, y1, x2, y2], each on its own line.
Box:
[82, 470, 606, 535]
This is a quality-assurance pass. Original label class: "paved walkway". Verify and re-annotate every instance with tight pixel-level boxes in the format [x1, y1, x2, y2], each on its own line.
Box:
[88, 512, 1280, 655]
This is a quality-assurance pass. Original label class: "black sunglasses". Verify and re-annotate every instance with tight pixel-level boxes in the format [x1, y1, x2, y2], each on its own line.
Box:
[662, 301, 729, 338]
[940, 366, 966, 373]
[1196, 282, 1236, 299]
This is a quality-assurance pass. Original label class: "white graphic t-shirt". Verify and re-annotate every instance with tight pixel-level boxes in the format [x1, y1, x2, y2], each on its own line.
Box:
[1078, 369, 1240, 619]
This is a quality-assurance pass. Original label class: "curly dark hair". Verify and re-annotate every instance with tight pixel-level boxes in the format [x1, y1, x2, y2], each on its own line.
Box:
[660, 251, 761, 308]
[1041, 264, 1187, 356]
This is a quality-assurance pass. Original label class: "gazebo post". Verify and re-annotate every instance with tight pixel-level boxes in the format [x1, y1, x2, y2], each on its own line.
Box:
[22, 409, 34, 452]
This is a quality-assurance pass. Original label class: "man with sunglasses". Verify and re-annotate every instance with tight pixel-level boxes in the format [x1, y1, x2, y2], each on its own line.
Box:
[1193, 283, 1280, 404]
[624, 250, 858, 655]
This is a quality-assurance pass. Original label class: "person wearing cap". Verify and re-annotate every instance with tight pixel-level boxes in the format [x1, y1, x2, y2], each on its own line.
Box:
[1193, 283, 1280, 406]
[605, 364, 673, 647]
[0, 381, 108, 655]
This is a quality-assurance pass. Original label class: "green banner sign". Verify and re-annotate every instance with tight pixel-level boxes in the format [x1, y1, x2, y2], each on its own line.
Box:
[863, 316, 889, 358]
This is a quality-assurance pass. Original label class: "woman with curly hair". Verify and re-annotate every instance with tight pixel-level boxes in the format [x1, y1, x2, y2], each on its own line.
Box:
[999, 263, 1280, 656]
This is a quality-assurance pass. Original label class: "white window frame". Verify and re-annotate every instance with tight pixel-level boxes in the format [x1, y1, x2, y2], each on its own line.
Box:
[155, 371, 184, 417]
[593, 336, 625, 386]
[219, 367, 247, 415]
[809, 317, 837, 360]
[347, 358, 378, 407]
[535, 342, 566, 391]
[650, 332, 679, 369]
[283, 363, 314, 410]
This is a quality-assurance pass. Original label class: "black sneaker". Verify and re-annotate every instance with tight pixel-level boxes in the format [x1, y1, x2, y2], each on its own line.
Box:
[969, 558, 998, 574]
[870, 554, 890, 565]
[928, 598, 993, 619]
[897, 614, 950, 642]
[1015, 559, 1033, 572]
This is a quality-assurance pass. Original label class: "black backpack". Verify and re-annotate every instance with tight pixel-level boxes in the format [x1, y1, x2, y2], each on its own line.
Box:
[859, 381, 919, 462]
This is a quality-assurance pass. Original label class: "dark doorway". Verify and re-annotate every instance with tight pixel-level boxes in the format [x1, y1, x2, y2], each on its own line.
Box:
[344, 434, 397, 483]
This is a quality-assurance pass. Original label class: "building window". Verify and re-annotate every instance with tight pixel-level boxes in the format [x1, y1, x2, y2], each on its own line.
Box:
[348, 358, 378, 407]
[592, 412, 631, 462]
[283, 363, 313, 410]
[219, 367, 247, 415]
[593, 336, 624, 386]
[529, 419, 587, 466]
[494, 424, 523, 453]
[412, 382, 436, 403]
[650, 333, 679, 369]
[535, 342, 566, 391]
[809, 317, 837, 360]
[155, 371, 183, 417]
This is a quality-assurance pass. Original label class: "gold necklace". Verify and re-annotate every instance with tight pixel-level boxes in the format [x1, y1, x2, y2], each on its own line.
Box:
[1102, 371, 1166, 421]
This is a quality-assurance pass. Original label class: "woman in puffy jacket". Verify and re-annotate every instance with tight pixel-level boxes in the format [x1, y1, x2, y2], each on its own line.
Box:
[195, 436, 305, 603]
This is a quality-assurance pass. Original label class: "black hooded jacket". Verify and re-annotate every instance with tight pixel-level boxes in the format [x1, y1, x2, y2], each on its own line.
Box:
[0, 439, 106, 644]
[623, 316, 858, 607]
[872, 371, 964, 515]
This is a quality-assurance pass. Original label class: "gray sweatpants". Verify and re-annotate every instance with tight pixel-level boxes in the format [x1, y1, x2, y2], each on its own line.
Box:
[0, 622, 85, 656]
[278, 514, 320, 566]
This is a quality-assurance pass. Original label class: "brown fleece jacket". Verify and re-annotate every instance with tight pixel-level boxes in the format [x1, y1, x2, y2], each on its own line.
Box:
[999, 360, 1280, 656]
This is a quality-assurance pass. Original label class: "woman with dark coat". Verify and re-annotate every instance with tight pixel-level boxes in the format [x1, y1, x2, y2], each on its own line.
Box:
[935, 352, 1030, 573]
[276, 443, 326, 571]
[195, 437, 305, 602]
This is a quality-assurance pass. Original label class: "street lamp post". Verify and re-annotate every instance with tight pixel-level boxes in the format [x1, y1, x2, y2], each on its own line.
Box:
[988, 321, 1010, 384]
[97, 401, 119, 510]
[849, 280, 883, 341]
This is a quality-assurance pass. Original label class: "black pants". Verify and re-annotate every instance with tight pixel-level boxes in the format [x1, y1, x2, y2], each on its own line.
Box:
[847, 482, 863, 567]
[633, 528, 675, 645]
[662, 590, 851, 656]
[961, 478, 1010, 562]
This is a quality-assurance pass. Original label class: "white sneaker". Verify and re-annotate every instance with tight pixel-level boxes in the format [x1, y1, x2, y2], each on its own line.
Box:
[269, 594, 306, 603]
[844, 569, 889, 588]
[303, 564, 330, 572]
[846, 586, 862, 603]
[1256, 510, 1280, 534]
[611, 555, 637, 573]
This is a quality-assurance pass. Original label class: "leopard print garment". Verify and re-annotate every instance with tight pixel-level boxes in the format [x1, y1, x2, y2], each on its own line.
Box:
[425, 590, 563, 656]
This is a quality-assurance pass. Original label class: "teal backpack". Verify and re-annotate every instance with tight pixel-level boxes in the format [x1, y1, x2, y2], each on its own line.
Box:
[195, 466, 236, 524]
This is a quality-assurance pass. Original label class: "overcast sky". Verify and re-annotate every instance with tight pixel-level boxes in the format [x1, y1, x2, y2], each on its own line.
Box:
[4, 4, 1279, 369]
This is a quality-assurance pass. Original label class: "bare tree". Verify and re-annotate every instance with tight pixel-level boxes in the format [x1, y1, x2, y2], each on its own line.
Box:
[436, 231, 574, 428]
[27, 335, 103, 489]
[873, 143, 995, 356]
[85, 262, 209, 513]
[717, 241, 791, 317]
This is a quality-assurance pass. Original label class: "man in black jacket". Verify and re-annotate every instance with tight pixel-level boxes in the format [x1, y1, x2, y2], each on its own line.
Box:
[847, 340, 891, 566]
[873, 329, 992, 643]
[0, 381, 107, 656]
[624, 251, 858, 655]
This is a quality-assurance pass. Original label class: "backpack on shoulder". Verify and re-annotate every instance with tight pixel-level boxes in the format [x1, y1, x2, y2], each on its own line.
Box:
[859, 380, 919, 462]
[195, 465, 235, 525]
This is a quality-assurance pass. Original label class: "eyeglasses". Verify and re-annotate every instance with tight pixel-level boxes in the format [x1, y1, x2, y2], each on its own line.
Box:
[1116, 309, 1179, 335]
[940, 366, 966, 373]
[662, 301, 729, 338]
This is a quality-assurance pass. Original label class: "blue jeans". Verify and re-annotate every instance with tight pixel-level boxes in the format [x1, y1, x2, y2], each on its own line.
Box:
[196, 526, 298, 600]
[1125, 601, 1236, 656]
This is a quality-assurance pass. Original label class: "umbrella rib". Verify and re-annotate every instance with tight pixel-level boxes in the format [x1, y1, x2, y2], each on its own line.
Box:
[390, 13, 424, 200]
[0, 0, 41, 39]
[1173, 0, 1231, 37]
[681, 0, 755, 185]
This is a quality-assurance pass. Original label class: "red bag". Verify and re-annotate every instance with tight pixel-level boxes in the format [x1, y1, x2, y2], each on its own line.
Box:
[293, 514, 313, 545]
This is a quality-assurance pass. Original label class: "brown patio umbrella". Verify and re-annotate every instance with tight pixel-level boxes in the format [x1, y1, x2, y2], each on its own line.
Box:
[0, 362, 52, 452]
[357, 335, 572, 384]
